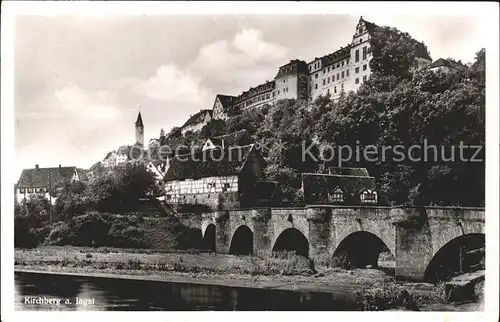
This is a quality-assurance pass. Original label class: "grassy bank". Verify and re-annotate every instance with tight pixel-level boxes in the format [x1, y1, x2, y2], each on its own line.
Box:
[14, 246, 481, 311]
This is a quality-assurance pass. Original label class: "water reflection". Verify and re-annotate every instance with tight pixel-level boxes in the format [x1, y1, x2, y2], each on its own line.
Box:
[15, 271, 358, 311]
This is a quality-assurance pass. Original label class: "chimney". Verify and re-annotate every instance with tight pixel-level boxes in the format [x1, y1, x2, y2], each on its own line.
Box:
[59, 164, 62, 168]
[35, 164, 39, 169]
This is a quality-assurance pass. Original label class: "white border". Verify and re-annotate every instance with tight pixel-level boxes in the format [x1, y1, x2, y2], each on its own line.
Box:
[2, 2, 499, 322]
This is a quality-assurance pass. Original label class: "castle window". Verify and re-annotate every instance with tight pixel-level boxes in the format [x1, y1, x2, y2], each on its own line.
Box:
[336, 64, 340, 68]
[360, 189, 378, 204]
[315, 73, 318, 79]
[363, 64, 367, 71]
[334, 86, 337, 93]
[323, 69, 326, 74]
[329, 188, 344, 203]
[355, 67, 359, 74]
[355, 78, 360, 84]
[277, 90, 280, 95]
[309, 66, 311, 71]
[20, 188, 25, 193]
[327, 77, 330, 83]
[341, 83, 344, 91]
[323, 79, 326, 86]
[355, 49, 359, 62]
[315, 84, 318, 89]
[363, 75, 367, 82]
[341, 71, 345, 78]
[347, 59, 349, 64]
[337, 73, 339, 80]
[273, 92, 276, 97]
[346, 69, 349, 76]
[363, 46, 368, 60]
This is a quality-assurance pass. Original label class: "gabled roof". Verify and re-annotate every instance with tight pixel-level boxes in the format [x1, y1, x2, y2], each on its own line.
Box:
[208, 129, 251, 149]
[76, 168, 89, 181]
[164, 144, 256, 181]
[181, 110, 212, 129]
[302, 172, 376, 205]
[216, 94, 237, 111]
[360, 17, 378, 33]
[17, 166, 78, 188]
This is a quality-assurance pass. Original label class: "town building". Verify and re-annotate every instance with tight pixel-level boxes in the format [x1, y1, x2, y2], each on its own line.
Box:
[428, 58, 467, 74]
[211, 17, 433, 121]
[180, 109, 212, 136]
[16, 165, 83, 204]
[163, 143, 271, 210]
[301, 167, 378, 205]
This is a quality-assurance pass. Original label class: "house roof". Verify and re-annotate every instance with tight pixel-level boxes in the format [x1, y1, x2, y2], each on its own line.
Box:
[164, 144, 256, 181]
[429, 58, 466, 70]
[76, 168, 89, 181]
[328, 167, 370, 177]
[17, 166, 78, 188]
[207, 129, 251, 149]
[302, 173, 376, 205]
[181, 110, 212, 129]
[216, 94, 237, 111]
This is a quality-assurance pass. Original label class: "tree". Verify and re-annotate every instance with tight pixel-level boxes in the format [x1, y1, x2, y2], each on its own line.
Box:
[86, 163, 156, 214]
[200, 119, 228, 138]
[167, 126, 182, 139]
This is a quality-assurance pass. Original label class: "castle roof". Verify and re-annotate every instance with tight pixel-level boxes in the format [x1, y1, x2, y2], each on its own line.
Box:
[182, 109, 212, 129]
[360, 17, 378, 33]
[17, 166, 78, 188]
[135, 112, 144, 127]
[164, 144, 256, 181]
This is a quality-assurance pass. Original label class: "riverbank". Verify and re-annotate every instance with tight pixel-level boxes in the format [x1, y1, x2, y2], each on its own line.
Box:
[15, 246, 483, 311]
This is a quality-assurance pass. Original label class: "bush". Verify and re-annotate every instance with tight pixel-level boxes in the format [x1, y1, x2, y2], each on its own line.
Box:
[355, 284, 418, 311]
[332, 251, 354, 270]
[71, 212, 112, 247]
[108, 219, 146, 248]
[47, 222, 76, 245]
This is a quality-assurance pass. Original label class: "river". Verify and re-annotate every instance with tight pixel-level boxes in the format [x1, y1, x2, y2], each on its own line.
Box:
[15, 271, 360, 311]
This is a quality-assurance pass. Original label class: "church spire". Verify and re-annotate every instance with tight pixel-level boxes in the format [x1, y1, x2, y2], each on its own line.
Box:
[135, 110, 144, 146]
[135, 111, 144, 128]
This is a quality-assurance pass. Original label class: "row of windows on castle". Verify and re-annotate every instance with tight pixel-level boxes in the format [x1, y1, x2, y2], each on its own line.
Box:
[18, 187, 48, 194]
[309, 46, 369, 73]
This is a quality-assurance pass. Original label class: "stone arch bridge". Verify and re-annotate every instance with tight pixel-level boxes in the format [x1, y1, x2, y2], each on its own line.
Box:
[183, 206, 484, 281]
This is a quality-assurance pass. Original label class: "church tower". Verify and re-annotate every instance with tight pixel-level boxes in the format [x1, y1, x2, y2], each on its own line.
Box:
[135, 111, 144, 146]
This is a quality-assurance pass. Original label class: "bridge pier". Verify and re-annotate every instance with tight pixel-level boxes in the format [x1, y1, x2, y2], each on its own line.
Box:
[251, 208, 272, 257]
[215, 210, 230, 253]
[392, 208, 433, 281]
[306, 207, 333, 260]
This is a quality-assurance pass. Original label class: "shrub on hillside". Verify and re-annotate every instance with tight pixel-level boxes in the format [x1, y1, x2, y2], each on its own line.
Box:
[47, 221, 76, 245]
[108, 218, 146, 248]
[71, 211, 112, 247]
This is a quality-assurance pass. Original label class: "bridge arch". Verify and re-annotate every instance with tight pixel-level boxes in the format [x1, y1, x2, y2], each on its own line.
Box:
[424, 233, 485, 283]
[201, 223, 216, 252]
[332, 231, 394, 269]
[272, 228, 309, 257]
[229, 225, 253, 255]
[334, 221, 396, 257]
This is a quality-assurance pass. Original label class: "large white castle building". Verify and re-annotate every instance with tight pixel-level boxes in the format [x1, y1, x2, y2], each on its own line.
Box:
[209, 17, 432, 122]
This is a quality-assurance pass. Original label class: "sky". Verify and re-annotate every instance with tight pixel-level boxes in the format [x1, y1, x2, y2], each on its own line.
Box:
[13, 13, 489, 180]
